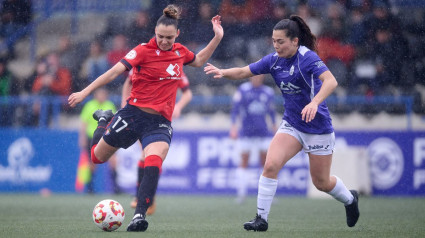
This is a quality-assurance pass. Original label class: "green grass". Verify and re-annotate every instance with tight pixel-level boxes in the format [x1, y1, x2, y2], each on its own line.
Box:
[0, 193, 424, 238]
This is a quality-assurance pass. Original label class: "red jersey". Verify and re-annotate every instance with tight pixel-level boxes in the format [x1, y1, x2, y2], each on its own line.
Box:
[120, 37, 195, 121]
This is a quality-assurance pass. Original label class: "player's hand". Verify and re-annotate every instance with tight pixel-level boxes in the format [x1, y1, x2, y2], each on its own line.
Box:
[68, 91, 87, 108]
[301, 101, 318, 123]
[211, 15, 223, 40]
[204, 63, 224, 79]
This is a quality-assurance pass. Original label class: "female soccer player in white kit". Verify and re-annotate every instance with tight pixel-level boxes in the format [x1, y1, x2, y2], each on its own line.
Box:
[205, 15, 359, 231]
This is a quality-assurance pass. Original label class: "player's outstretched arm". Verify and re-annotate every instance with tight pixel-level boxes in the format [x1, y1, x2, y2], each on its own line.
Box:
[204, 63, 253, 80]
[68, 63, 126, 107]
[189, 15, 223, 67]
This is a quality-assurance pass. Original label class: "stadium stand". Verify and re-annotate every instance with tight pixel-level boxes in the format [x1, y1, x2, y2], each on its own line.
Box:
[0, 0, 424, 130]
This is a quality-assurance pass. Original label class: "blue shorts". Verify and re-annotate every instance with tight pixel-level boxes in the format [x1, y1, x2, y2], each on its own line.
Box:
[103, 104, 173, 149]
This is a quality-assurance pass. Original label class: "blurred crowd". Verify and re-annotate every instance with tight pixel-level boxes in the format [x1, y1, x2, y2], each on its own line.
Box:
[1, 0, 425, 127]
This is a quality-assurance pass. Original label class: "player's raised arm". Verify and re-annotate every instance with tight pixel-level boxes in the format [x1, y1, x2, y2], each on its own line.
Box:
[204, 63, 254, 80]
[68, 62, 126, 107]
[188, 15, 224, 67]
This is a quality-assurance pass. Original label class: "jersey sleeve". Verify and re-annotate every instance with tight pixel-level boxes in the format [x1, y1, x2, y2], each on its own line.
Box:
[304, 51, 329, 78]
[178, 71, 190, 91]
[249, 53, 273, 75]
[120, 44, 145, 70]
[181, 45, 196, 65]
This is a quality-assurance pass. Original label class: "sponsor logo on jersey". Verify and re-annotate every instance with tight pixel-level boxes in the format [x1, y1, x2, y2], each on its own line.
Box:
[175, 50, 180, 56]
[125, 50, 137, 60]
[279, 81, 301, 94]
[315, 61, 325, 68]
[272, 66, 282, 70]
[166, 64, 180, 76]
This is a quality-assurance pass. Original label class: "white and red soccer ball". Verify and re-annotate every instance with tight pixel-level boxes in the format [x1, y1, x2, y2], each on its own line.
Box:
[92, 199, 125, 231]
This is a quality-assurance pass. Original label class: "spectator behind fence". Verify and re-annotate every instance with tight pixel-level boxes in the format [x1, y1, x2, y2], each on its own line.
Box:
[106, 34, 129, 92]
[317, 2, 355, 88]
[218, 0, 272, 60]
[80, 40, 110, 85]
[28, 52, 72, 126]
[0, 57, 16, 126]
[247, 1, 290, 62]
[125, 9, 154, 48]
[187, 1, 216, 53]
[0, 0, 32, 59]
[57, 35, 82, 91]
[296, 2, 322, 37]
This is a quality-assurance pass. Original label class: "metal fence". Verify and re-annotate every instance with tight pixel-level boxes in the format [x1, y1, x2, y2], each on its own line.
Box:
[0, 94, 415, 129]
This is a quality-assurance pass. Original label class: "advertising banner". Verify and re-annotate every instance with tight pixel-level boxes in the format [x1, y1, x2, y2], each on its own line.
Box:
[1, 129, 424, 196]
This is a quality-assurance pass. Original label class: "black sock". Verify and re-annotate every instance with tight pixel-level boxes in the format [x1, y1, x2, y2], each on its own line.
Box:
[135, 166, 160, 215]
[136, 161, 145, 196]
[91, 120, 107, 148]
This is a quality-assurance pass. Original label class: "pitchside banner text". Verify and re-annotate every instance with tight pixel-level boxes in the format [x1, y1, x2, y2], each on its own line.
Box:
[0, 129, 424, 196]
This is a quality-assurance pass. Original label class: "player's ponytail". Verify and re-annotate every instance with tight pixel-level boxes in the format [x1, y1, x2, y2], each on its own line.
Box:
[273, 15, 317, 52]
[157, 4, 180, 28]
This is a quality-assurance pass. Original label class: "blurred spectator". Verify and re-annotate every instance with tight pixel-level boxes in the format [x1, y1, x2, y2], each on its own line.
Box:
[80, 40, 109, 85]
[317, 2, 356, 87]
[57, 35, 81, 91]
[78, 87, 119, 194]
[346, 6, 367, 50]
[32, 52, 72, 96]
[247, 1, 290, 62]
[27, 52, 72, 126]
[369, 26, 409, 93]
[0, 57, 16, 126]
[363, 0, 401, 47]
[218, 0, 272, 60]
[106, 34, 129, 92]
[0, 0, 32, 59]
[125, 9, 154, 48]
[296, 2, 322, 36]
[187, 1, 216, 53]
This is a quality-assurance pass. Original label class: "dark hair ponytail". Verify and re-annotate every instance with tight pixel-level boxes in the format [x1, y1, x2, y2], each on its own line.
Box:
[273, 15, 317, 52]
[156, 4, 180, 28]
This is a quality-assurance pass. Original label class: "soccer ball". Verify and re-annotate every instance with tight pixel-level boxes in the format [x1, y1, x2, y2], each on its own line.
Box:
[92, 199, 125, 231]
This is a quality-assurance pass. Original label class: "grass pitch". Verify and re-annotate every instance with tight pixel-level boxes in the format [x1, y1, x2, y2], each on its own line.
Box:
[0, 193, 424, 238]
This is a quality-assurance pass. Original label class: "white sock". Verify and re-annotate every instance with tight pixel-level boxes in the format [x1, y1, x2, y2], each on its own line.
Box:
[327, 175, 354, 206]
[257, 175, 278, 221]
[236, 167, 248, 198]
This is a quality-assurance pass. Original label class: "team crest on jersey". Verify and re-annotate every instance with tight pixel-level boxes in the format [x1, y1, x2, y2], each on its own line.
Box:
[125, 50, 137, 60]
[156, 50, 160, 56]
[175, 50, 180, 56]
[289, 65, 294, 75]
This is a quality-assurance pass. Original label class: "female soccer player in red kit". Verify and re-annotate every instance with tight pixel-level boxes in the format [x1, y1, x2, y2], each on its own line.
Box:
[68, 5, 223, 232]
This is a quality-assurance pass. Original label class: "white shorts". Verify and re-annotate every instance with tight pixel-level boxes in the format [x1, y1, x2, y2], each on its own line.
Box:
[276, 120, 335, 155]
[238, 137, 272, 153]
